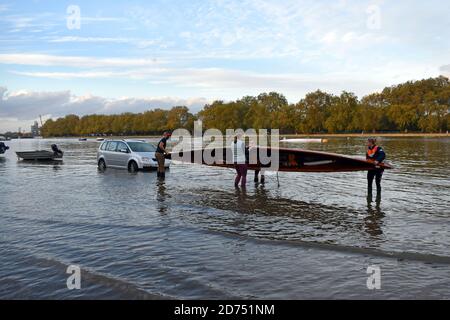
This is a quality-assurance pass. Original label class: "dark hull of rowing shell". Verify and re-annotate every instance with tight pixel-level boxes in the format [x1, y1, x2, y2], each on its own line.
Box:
[167, 147, 392, 173]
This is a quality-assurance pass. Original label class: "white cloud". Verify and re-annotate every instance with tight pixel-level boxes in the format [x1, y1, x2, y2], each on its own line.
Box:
[7, 65, 386, 99]
[10, 69, 167, 80]
[0, 87, 7, 98]
[0, 53, 165, 68]
[320, 31, 338, 45]
[11, 71, 126, 79]
[0, 117, 40, 133]
[0, 88, 72, 120]
[0, 87, 209, 128]
[7, 58, 440, 101]
[440, 65, 450, 78]
[1, 11, 126, 34]
[159, 67, 390, 100]
[47, 36, 164, 49]
[48, 36, 132, 43]
[81, 16, 127, 23]
[0, 4, 9, 12]
[2, 12, 59, 33]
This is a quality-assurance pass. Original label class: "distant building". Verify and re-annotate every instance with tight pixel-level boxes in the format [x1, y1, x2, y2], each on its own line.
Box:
[31, 121, 41, 137]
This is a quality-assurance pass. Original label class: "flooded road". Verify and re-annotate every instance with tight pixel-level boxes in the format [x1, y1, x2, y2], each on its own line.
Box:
[0, 137, 449, 299]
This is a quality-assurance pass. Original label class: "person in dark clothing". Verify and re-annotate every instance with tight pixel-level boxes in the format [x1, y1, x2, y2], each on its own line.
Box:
[254, 169, 265, 184]
[51, 144, 63, 157]
[366, 138, 386, 201]
[0, 142, 9, 154]
[156, 132, 171, 179]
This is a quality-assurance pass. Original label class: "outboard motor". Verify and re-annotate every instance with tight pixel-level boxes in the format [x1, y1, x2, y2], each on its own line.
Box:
[51, 144, 63, 157]
[0, 142, 9, 154]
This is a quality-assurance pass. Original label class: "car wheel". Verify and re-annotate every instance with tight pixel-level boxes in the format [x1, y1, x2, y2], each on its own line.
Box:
[128, 161, 138, 173]
[98, 159, 106, 171]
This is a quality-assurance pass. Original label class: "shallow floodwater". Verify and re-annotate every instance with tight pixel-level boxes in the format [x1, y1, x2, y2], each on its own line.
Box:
[0, 137, 449, 299]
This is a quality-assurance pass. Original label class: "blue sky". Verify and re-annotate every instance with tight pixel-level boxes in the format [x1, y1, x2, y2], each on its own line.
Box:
[1, 0, 450, 132]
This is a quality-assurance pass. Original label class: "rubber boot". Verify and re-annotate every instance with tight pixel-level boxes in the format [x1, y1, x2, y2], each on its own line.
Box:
[376, 188, 381, 204]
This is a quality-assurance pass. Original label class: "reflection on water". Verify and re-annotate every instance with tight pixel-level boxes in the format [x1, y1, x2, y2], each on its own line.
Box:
[0, 137, 449, 299]
[156, 180, 170, 215]
[171, 186, 391, 248]
[365, 198, 385, 237]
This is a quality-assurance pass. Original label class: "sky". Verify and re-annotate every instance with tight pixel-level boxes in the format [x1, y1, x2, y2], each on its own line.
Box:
[1, 0, 450, 132]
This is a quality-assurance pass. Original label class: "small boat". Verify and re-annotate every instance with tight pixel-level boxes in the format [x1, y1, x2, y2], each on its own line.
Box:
[0, 142, 9, 154]
[79, 138, 88, 141]
[281, 138, 328, 144]
[96, 138, 105, 142]
[16, 144, 64, 161]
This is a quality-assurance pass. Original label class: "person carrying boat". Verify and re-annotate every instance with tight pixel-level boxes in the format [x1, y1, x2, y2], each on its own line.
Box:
[366, 138, 386, 200]
[247, 141, 265, 184]
[232, 134, 248, 188]
[156, 131, 171, 179]
[254, 169, 265, 184]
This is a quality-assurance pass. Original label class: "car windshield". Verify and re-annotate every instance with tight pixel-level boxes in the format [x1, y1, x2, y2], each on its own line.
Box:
[127, 142, 156, 152]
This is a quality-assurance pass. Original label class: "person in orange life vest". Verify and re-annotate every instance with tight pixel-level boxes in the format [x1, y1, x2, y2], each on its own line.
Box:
[366, 138, 386, 200]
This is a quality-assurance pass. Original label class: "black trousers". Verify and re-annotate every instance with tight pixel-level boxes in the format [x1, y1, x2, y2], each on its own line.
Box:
[367, 169, 383, 195]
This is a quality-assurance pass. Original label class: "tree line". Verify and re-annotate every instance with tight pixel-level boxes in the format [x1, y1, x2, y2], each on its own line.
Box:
[41, 76, 450, 137]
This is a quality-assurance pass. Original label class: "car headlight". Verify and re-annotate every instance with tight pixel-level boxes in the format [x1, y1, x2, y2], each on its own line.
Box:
[141, 157, 151, 163]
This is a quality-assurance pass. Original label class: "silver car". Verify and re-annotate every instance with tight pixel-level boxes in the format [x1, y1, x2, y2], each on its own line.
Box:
[97, 139, 171, 172]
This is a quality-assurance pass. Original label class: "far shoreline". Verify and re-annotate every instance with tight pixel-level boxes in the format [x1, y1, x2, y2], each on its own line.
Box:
[30, 132, 450, 140]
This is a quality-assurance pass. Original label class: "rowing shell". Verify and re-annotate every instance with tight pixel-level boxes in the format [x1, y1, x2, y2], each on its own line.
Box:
[167, 147, 392, 173]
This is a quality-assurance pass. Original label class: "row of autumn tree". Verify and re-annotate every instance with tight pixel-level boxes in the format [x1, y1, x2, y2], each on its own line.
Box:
[41, 76, 450, 137]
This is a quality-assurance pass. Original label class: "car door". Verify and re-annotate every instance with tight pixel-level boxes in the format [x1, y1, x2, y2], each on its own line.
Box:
[105, 141, 119, 167]
[115, 142, 130, 168]
[98, 141, 109, 161]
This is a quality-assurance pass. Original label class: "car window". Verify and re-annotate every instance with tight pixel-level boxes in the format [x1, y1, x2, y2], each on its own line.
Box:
[127, 142, 156, 152]
[100, 142, 108, 150]
[117, 142, 128, 152]
[106, 141, 118, 152]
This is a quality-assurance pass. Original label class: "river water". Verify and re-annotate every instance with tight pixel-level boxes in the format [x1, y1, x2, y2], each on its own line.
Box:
[0, 137, 449, 299]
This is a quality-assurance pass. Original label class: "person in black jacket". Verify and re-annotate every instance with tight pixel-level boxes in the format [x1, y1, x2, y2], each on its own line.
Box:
[155, 132, 171, 179]
[0, 142, 10, 154]
[366, 138, 386, 201]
